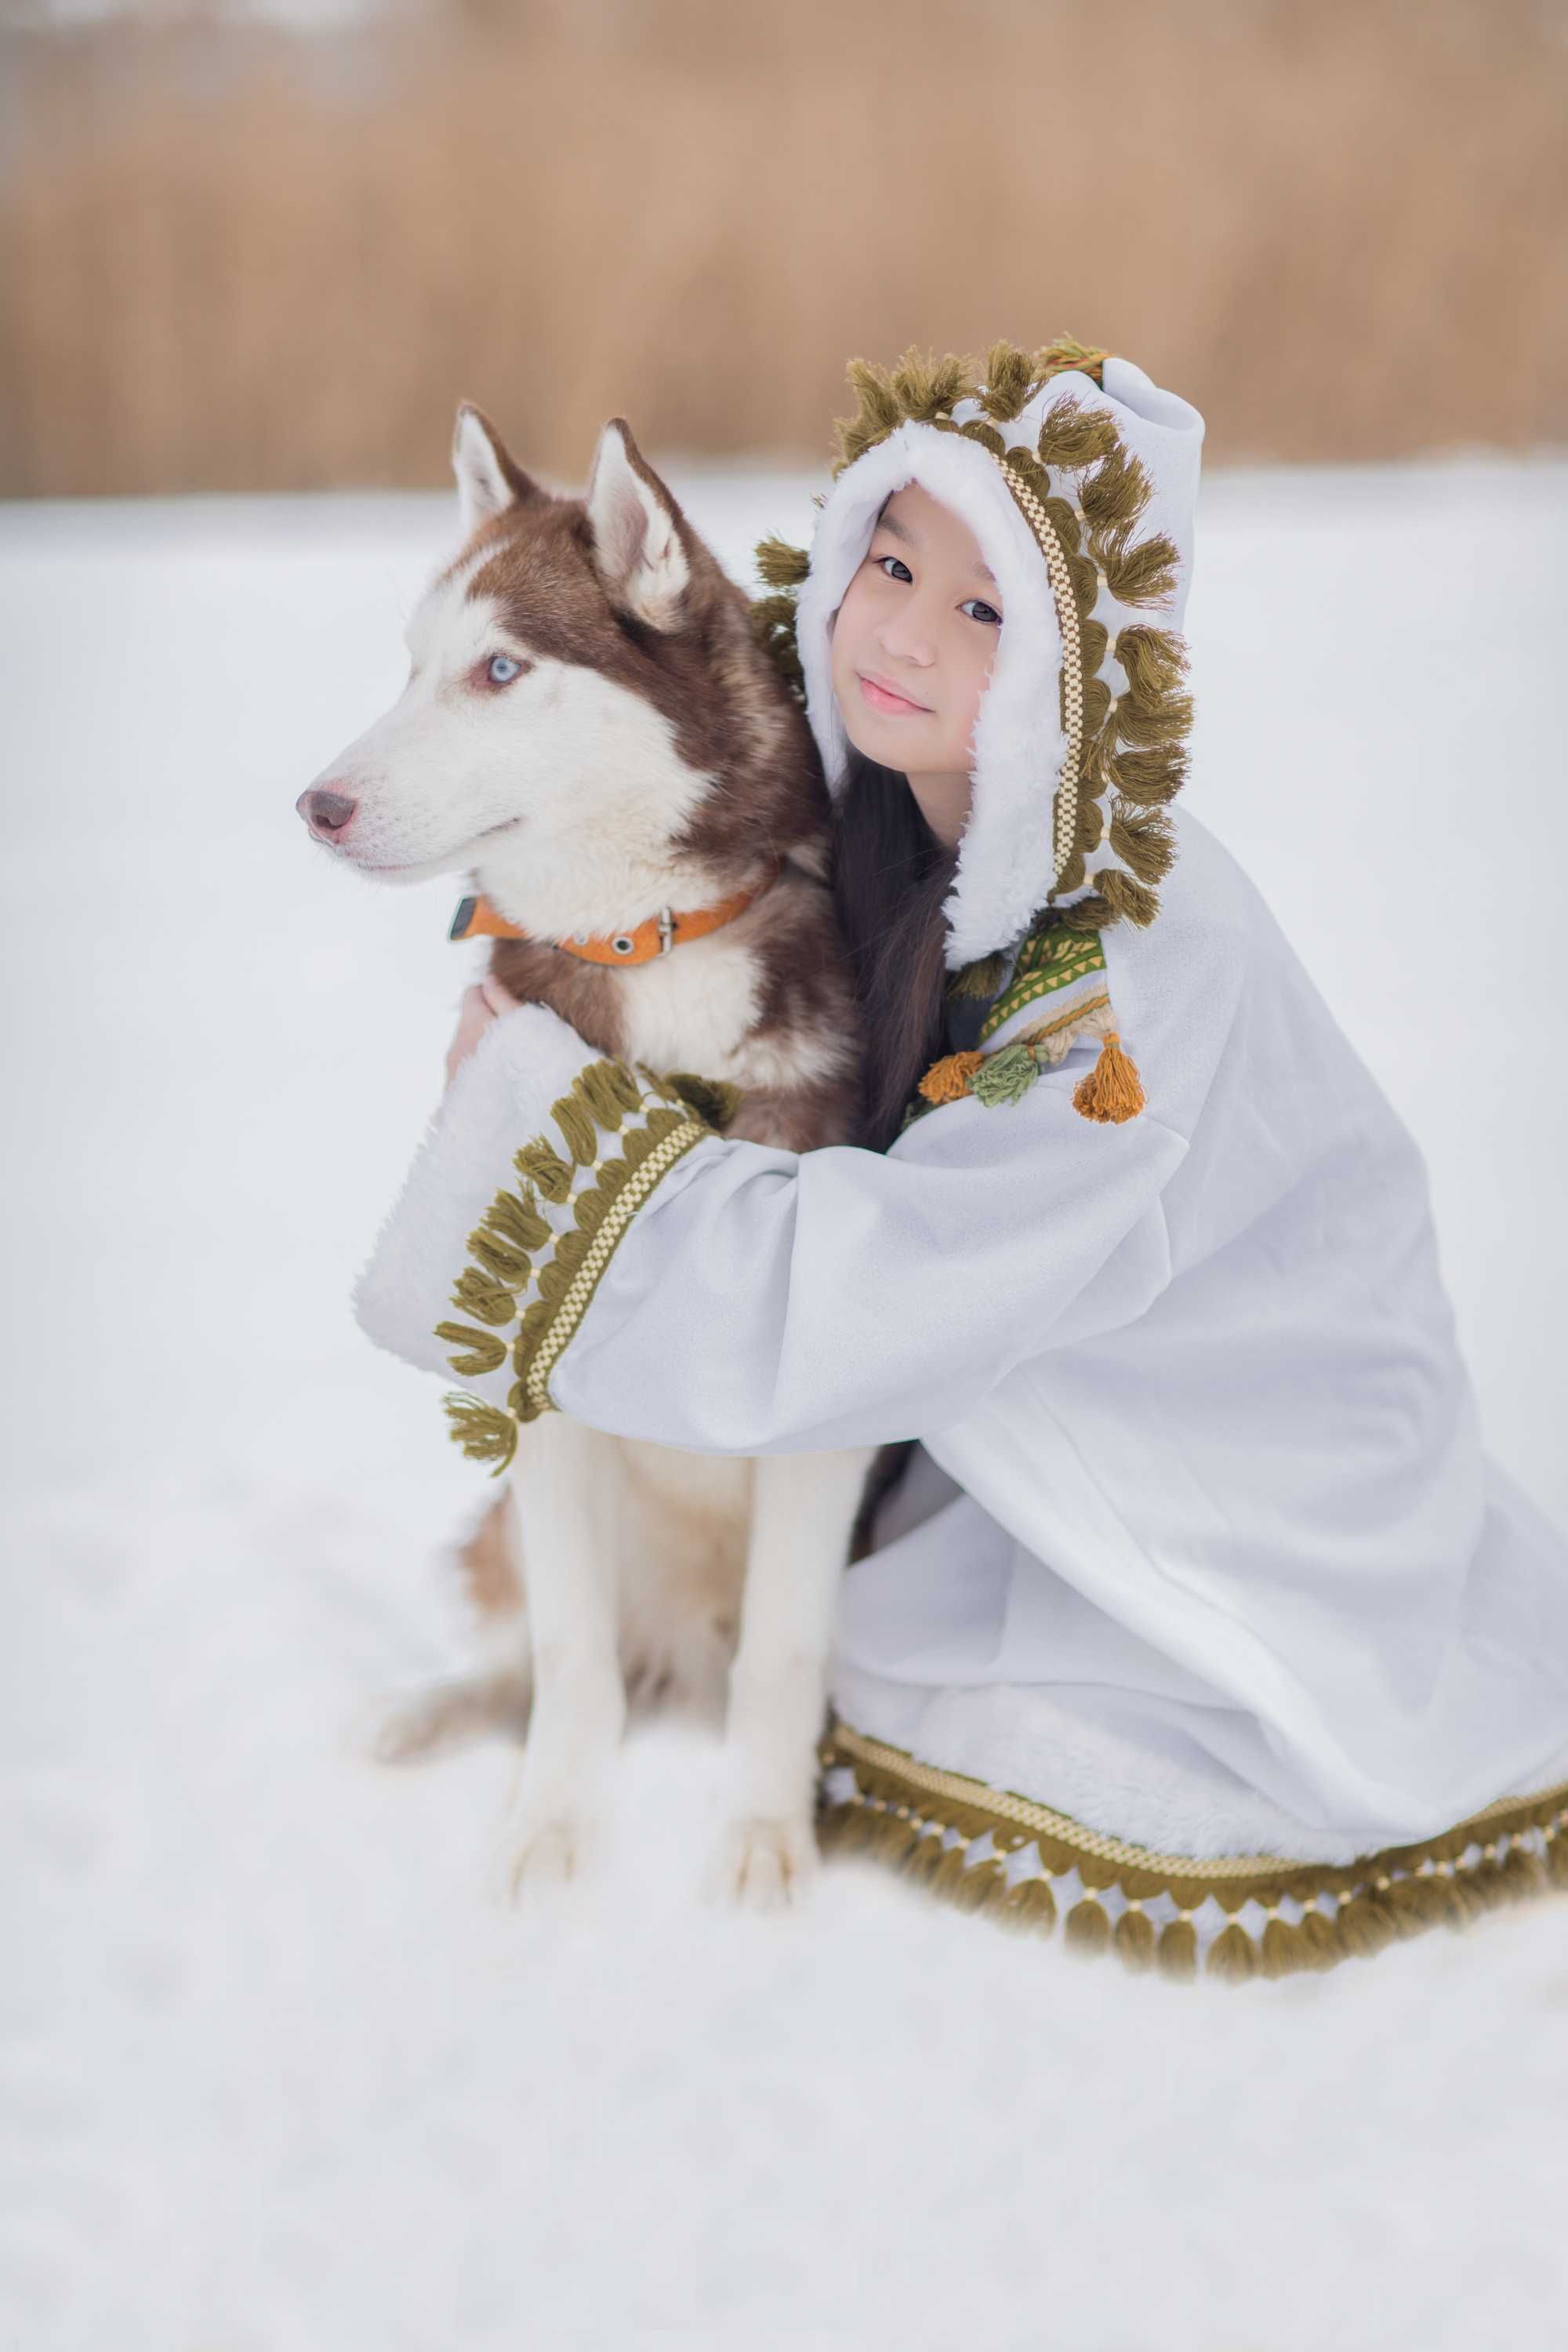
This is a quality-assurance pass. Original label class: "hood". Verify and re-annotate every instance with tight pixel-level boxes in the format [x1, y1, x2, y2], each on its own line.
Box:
[753, 339, 1205, 972]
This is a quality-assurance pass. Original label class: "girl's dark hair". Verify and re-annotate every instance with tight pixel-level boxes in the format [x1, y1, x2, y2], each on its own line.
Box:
[831, 747, 958, 1152]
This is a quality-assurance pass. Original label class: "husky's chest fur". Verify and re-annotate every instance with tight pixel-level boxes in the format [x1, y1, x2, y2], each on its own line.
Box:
[485, 855, 862, 1156]
[307, 405, 875, 1812]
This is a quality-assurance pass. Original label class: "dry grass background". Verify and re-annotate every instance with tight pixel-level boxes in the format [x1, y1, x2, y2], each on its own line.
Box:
[2, 0, 1566, 496]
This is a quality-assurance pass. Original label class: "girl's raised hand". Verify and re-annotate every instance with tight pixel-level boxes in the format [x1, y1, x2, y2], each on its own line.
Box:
[443, 975, 520, 1090]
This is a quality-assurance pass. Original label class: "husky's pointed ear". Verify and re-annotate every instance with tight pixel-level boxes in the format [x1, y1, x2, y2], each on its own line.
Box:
[452, 403, 546, 540]
[585, 418, 692, 632]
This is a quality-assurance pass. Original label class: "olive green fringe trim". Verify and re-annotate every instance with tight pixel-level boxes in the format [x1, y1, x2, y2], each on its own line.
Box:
[437, 1058, 721, 1474]
[817, 1721, 1568, 1985]
[749, 336, 1192, 941]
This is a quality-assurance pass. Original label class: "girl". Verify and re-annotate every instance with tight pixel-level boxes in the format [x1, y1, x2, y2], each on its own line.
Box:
[359, 340, 1568, 1978]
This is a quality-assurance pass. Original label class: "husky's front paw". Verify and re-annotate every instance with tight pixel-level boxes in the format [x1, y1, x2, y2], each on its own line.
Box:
[706, 1814, 818, 1912]
[497, 1811, 597, 1904]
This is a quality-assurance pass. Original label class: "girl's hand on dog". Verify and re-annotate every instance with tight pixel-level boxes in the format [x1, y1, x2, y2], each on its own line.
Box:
[444, 975, 518, 1089]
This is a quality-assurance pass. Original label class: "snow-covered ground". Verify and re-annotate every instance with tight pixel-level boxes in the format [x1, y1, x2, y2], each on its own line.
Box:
[2, 458, 1566, 2348]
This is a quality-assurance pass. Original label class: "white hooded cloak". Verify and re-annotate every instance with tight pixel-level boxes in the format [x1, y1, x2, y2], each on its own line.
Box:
[353, 349, 1568, 1908]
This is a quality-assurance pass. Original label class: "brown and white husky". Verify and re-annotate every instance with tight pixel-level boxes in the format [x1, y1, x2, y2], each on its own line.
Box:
[298, 405, 877, 1906]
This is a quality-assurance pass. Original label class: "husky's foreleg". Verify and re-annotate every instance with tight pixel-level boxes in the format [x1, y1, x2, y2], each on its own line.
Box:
[498, 1414, 626, 1896]
[707, 1445, 876, 1909]
[370, 1486, 532, 1764]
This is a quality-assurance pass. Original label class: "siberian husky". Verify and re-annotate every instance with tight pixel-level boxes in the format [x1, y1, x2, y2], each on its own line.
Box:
[298, 405, 876, 1906]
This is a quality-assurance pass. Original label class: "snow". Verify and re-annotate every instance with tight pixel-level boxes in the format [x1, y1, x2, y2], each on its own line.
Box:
[2, 457, 1566, 2347]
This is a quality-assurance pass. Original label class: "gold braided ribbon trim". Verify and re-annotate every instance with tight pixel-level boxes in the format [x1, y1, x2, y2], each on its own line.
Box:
[999, 458, 1083, 888]
[818, 1719, 1568, 1984]
[517, 1116, 708, 1415]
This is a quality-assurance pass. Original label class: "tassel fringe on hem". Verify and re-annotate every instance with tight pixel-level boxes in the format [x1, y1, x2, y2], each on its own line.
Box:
[817, 1720, 1568, 1985]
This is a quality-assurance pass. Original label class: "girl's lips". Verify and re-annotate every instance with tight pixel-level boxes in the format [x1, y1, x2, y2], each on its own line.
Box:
[858, 670, 933, 717]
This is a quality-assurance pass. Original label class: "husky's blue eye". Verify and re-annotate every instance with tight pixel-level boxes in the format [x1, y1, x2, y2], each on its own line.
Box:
[487, 654, 521, 685]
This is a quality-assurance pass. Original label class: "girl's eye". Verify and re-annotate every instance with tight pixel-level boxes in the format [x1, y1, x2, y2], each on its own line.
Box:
[961, 598, 1002, 626]
[873, 554, 913, 584]
[486, 654, 522, 686]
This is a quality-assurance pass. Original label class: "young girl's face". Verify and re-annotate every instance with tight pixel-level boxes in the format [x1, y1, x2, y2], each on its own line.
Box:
[828, 481, 1002, 846]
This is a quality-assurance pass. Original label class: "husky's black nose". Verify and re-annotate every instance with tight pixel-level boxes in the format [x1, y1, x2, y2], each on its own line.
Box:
[296, 786, 357, 838]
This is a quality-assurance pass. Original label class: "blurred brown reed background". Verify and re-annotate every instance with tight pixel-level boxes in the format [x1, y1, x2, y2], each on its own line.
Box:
[2, 0, 1565, 498]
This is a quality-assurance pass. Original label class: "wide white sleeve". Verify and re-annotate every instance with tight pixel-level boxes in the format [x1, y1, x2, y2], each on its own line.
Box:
[350, 962, 1228, 1461]
[548, 1075, 1188, 1451]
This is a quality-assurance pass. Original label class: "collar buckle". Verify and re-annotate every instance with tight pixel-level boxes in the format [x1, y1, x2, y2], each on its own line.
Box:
[656, 907, 676, 957]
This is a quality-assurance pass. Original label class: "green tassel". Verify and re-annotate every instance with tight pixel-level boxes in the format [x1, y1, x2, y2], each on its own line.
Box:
[1259, 1915, 1307, 1978]
[969, 1041, 1040, 1107]
[1036, 397, 1119, 472]
[574, 1059, 639, 1131]
[513, 1299, 551, 1366]
[573, 1186, 609, 1236]
[996, 1871, 1058, 1933]
[1115, 623, 1189, 703]
[536, 1258, 572, 1308]
[753, 535, 811, 590]
[554, 1227, 590, 1279]
[845, 358, 903, 434]
[955, 417, 1008, 461]
[442, 1392, 517, 1475]
[1113, 1904, 1157, 1972]
[551, 1094, 598, 1168]
[1547, 1824, 1568, 1891]
[1115, 690, 1194, 750]
[900, 1831, 948, 1886]
[1110, 743, 1189, 805]
[514, 1140, 573, 1203]
[1206, 1921, 1258, 1980]
[485, 1187, 551, 1253]
[1098, 527, 1180, 611]
[1334, 1889, 1400, 1958]
[949, 1855, 1006, 1912]
[1091, 867, 1160, 930]
[451, 1268, 521, 1327]
[1063, 1896, 1113, 1955]
[1157, 1917, 1199, 1981]
[506, 1377, 550, 1426]
[466, 1232, 532, 1287]
[1080, 440, 1152, 535]
[644, 1104, 692, 1145]
[891, 347, 968, 423]
[977, 339, 1036, 422]
[1108, 804, 1176, 887]
[1298, 1905, 1341, 1970]
[434, 1322, 509, 1377]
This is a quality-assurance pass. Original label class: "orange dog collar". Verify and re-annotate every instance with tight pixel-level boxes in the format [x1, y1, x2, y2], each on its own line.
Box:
[449, 866, 779, 965]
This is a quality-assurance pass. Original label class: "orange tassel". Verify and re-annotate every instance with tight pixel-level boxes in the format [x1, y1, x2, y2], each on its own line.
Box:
[918, 1049, 986, 1105]
[1072, 1029, 1145, 1123]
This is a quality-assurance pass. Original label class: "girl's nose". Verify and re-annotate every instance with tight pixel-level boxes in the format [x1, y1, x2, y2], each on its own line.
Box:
[873, 615, 936, 669]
